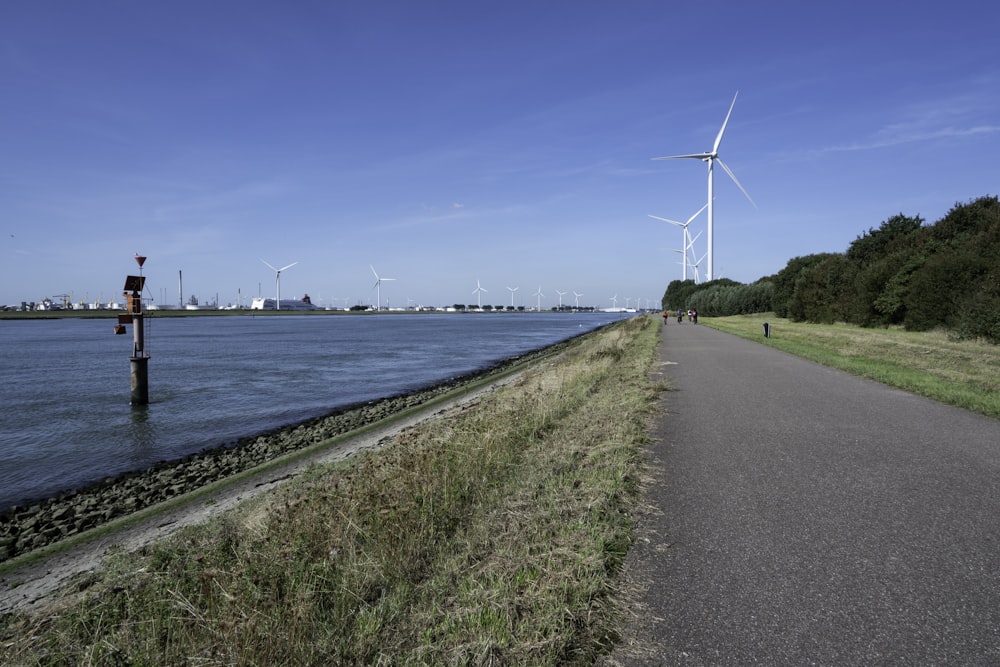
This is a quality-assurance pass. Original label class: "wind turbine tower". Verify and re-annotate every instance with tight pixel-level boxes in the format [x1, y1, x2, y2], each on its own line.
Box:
[533, 286, 544, 312]
[507, 286, 519, 308]
[370, 265, 396, 311]
[473, 279, 487, 309]
[261, 259, 298, 311]
[653, 92, 756, 281]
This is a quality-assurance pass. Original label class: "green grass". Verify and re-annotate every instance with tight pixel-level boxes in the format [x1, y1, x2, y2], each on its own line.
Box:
[704, 314, 1000, 419]
[1, 316, 663, 665]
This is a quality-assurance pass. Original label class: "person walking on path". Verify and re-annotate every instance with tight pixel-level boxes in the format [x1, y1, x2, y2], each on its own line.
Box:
[612, 322, 1000, 665]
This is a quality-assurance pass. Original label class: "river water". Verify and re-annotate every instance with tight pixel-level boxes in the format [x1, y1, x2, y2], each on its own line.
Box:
[0, 312, 625, 510]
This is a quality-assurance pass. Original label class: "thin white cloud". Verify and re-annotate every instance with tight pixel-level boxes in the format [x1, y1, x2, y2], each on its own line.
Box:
[826, 124, 1000, 153]
[823, 93, 1000, 153]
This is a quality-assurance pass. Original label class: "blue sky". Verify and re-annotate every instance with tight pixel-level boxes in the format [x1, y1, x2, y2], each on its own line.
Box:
[3, 1, 998, 309]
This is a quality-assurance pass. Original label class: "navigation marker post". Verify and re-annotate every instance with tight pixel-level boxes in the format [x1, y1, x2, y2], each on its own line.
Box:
[116, 255, 150, 405]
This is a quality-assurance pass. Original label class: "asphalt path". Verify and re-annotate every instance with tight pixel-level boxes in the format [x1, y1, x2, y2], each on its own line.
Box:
[616, 321, 1000, 666]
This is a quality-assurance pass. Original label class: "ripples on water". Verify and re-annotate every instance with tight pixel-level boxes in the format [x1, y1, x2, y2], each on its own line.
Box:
[0, 312, 625, 509]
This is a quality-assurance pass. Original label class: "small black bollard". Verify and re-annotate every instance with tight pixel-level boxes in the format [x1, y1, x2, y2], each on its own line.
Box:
[762, 322, 771, 338]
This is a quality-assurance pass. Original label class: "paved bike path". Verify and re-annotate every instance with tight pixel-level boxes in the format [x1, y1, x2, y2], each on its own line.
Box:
[616, 321, 1000, 665]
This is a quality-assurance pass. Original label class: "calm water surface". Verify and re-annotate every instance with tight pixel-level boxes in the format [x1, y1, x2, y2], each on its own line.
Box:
[0, 312, 625, 509]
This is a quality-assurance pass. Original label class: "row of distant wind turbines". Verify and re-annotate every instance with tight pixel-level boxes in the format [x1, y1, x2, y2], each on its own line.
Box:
[650, 91, 756, 284]
[262, 260, 595, 312]
[474, 281, 588, 311]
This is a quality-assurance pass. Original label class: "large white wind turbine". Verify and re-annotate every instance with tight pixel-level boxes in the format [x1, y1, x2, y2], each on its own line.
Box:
[555, 289, 566, 310]
[261, 259, 298, 311]
[507, 286, 519, 308]
[370, 264, 396, 311]
[573, 291, 583, 309]
[472, 279, 487, 309]
[649, 202, 708, 282]
[532, 286, 544, 312]
[653, 92, 756, 282]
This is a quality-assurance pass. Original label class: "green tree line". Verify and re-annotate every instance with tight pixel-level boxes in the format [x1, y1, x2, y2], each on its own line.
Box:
[661, 195, 1000, 343]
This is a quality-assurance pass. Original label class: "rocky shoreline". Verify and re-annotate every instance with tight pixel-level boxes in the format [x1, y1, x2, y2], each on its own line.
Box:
[0, 341, 568, 565]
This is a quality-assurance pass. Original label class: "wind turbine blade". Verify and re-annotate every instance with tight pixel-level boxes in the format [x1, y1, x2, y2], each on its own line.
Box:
[648, 214, 686, 227]
[686, 202, 709, 224]
[278, 262, 298, 272]
[260, 259, 278, 272]
[370, 265, 379, 279]
[716, 157, 757, 208]
[652, 153, 708, 161]
[713, 91, 739, 154]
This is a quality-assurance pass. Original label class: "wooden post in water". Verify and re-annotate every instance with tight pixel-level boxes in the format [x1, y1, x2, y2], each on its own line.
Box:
[117, 255, 150, 405]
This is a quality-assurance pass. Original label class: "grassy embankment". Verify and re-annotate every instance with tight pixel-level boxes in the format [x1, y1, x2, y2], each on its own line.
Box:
[704, 313, 1000, 420]
[2, 315, 665, 665]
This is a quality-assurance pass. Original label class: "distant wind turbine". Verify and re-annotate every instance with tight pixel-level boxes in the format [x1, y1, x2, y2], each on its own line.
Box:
[690, 248, 709, 283]
[533, 286, 544, 312]
[573, 291, 583, 309]
[261, 259, 298, 311]
[653, 92, 756, 282]
[668, 227, 705, 283]
[649, 202, 708, 282]
[472, 279, 488, 309]
[555, 289, 566, 310]
[370, 264, 396, 311]
[609, 294, 618, 309]
[507, 286, 519, 308]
